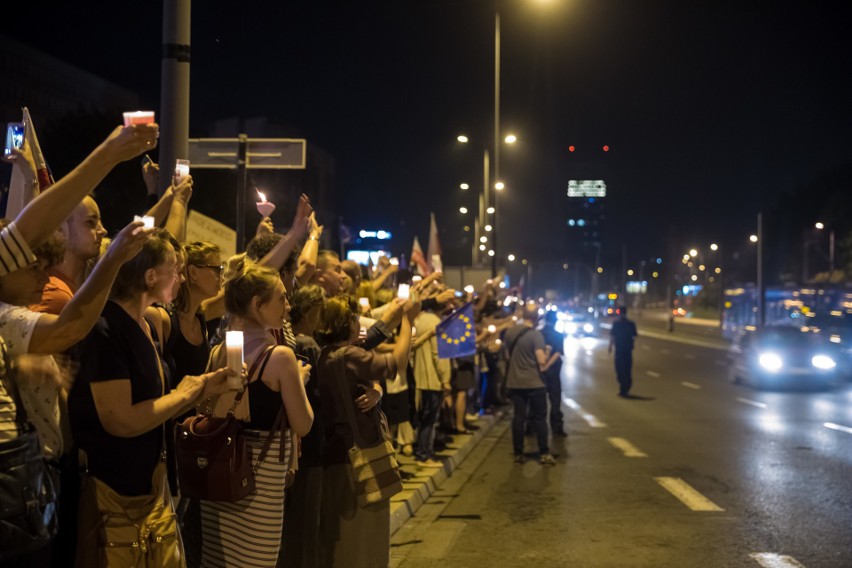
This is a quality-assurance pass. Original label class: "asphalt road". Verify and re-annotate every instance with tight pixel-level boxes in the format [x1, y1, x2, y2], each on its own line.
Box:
[391, 332, 852, 568]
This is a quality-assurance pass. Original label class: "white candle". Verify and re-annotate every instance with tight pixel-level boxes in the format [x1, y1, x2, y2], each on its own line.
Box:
[256, 190, 276, 218]
[397, 284, 410, 300]
[225, 331, 244, 390]
[123, 111, 155, 127]
[174, 159, 190, 184]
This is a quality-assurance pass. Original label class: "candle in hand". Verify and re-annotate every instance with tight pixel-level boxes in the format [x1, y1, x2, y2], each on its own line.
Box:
[225, 331, 244, 390]
[123, 111, 155, 127]
[256, 190, 276, 218]
[174, 159, 190, 184]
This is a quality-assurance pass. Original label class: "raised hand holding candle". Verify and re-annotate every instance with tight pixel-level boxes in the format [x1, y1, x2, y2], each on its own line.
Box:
[256, 190, 276, 218]
[225, 331, 244, 390]
[123, 111, 155, 127]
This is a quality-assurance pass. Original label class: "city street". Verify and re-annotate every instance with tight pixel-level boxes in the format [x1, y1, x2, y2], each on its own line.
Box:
[391, 331, 852, 568]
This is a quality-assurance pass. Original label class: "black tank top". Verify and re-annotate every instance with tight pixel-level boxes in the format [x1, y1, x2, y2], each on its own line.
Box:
[245, 347, 282, 431]
[168, 311, 210, 383]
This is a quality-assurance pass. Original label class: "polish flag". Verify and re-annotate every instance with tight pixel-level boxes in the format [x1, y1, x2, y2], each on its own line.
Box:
[6, 108, 54, 218]
[410, 236, 430, 276]
[427, 212, 443, 273]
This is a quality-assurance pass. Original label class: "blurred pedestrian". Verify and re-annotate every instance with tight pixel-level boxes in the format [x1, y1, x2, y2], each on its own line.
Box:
[609, 306, 638, 397]
[540, 310, 566, 437]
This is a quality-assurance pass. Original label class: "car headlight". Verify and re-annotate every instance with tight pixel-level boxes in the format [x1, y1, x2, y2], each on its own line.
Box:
[567, 323, 578, 334]
[583, 323, 594, 334]
[811, 355, 836, 370]
[758, 352, 783, 372]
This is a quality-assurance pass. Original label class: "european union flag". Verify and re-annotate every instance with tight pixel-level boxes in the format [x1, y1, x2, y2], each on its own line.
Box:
[436, 302, 476, 359]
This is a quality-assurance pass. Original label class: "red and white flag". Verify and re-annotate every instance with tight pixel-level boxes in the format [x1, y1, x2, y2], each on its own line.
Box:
[427, 212, 443, 273]
[6, 108, 53, 218]
[410, 236, 430, 276]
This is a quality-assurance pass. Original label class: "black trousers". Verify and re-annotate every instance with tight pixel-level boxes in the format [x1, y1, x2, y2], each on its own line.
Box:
[542, 369, 564, 433]
[614, 350, 633, 395]
[415, 390, 443, 461]
[510, 388, 549, 456]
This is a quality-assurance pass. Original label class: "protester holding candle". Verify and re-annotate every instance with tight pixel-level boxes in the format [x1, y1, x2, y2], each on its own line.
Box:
[68, 230, 234, 567]
[199, 260, 313, 568]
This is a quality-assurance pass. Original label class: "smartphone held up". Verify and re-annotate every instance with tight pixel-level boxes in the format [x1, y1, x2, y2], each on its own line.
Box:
[4, 123, 24, 156]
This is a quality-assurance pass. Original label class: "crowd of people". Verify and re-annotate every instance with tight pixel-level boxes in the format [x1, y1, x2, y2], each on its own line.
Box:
[0, 120, 567, 568]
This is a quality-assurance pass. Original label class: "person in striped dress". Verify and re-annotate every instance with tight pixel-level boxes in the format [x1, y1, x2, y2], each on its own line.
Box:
[200, 261, 313, 568]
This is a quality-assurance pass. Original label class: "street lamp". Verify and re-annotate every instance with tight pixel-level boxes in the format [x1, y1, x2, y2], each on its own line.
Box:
[460, 183, 470, 190]
[459, 207, 468, 214]
[814, 221, 836, 274]
[494, 181, 505, 191]
[504, 134, 517, 144]
[689, 248, 698, 257]
[457, 135, 469, 143]
[508, 254, 516, 262]
[749, 234, 758, 243]
[487, 206, 495, 214]
[485, 224, 493, 232]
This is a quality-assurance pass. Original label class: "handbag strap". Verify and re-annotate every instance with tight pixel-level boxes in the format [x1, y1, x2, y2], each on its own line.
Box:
[229, 342, 276, 414]
[250, 345, 296, 470]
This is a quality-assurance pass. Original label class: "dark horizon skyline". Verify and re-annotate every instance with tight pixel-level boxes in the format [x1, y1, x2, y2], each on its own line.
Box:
[5, 0, 852, 277]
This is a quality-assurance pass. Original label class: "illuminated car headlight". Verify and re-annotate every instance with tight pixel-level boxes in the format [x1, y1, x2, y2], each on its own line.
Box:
[811, 355, 836, 370]
[758, 352, 783, 372]
[583, 323, 594, 334]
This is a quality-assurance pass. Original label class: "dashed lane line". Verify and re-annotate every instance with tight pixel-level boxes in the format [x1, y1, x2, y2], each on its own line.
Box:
[749, 552, 806, 568]
[824, 422, 852, 435]
[683, 354, 696, 360]
[681, 381, 702, 390]
[654, 477, 724, 512]
[660, 348, 671, 355]
[607, 437, 648, 457]
[641, 345, 651, 350]
[646, 370, 661, 378]
[737, 398, 768, 409]
[563, 397, 607, 428]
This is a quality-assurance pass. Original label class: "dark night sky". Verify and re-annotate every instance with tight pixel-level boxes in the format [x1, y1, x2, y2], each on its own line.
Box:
[6, 0, 852, 269]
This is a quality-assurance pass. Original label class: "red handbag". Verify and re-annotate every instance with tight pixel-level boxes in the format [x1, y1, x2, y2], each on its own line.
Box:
[175, 345, 277, 502]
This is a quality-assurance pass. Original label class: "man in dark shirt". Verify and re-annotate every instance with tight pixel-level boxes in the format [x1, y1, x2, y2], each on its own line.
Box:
[608, 306, 638, 397]
[540, 310, 566, 436]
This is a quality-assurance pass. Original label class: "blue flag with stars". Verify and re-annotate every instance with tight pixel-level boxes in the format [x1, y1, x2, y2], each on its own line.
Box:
[436, 302, 476, 359]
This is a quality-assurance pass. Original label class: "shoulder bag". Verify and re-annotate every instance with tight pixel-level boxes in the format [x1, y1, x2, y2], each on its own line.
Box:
[330, 348, 402, 507]
[0, 341, 58, 561]
[175, 344, 297, 501]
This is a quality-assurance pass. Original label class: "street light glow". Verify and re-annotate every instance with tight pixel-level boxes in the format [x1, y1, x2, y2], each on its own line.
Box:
[691, 274, 698, 281]
[480, 236, 488, 243]
[710, 243, 718, 251]
[508, 254, 516, 261]
[689, 249, 698, 257]
[627, 269, 634, 276]
[504, 134, 517, 144]
[750, 235, 758, 243]
[460, 183, 470, 190]
[484, 224, 492, 232]
[699, 265, 706, 271]
[488, 250, 495, 257]
[495, 182, 505, 190]
[479, 244, 486, 251]
[597, 267, 604, 273]
[457, 135, 469, 143]
[459, 207, 468, 214]
[715, 267, 722, 274]
[652, 271, 659, 278]
[487, 206, 495, 214]
[815, 222, 825, 230]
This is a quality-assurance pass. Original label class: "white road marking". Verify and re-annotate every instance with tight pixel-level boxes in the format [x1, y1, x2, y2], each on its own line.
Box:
[737, 398, 768, 409]
[654, 477, 724, 511]
[684, 354, 696, 360]
[824, 422, 852, 435]
[641, 345, 651, 351]
[749, 552, 806, 568]
[660, 348, 671, 355]
[646, 371, 661, 378]
[681, 381, 702, 390]
[607, 437, 648, 457]
[563, 398, 607, 428]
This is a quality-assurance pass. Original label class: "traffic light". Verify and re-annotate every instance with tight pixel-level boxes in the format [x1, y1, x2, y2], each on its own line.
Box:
[568, 145, 575, 152]
[602, 145, 610, 152]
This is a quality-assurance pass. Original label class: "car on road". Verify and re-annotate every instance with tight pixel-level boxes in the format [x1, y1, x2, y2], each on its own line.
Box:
[728, 326, 840, 390]
[556, 312, 597, 337]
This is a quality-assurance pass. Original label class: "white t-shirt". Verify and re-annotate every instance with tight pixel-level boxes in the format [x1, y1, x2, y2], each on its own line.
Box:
[0, 337, 18, 443]
[0, 303, 63, 458]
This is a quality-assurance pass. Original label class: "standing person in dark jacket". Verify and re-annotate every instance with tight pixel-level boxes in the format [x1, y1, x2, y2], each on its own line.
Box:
[609, 306, 638, 397]
[540, 310, 566, 436]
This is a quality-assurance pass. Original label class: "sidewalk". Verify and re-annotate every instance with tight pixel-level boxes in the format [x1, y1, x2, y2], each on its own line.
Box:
[390, 413, 502, 535]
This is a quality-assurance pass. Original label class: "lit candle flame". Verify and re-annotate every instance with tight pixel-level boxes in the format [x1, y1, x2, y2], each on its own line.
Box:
[257, 190, 267, 202]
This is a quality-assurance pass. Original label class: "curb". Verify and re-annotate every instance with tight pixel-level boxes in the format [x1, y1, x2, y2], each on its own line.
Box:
[389, 413, 500, 535]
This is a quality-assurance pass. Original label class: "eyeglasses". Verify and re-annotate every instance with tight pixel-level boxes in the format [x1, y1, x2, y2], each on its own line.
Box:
[193, 264, 224, 275]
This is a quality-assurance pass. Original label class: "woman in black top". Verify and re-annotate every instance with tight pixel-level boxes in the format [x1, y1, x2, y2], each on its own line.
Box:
[199, 261, 312, 568]
[69, 230, 232, 566]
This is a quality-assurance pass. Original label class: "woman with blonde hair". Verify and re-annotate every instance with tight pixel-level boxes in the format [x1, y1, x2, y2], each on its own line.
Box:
[199, 260, 313, 568]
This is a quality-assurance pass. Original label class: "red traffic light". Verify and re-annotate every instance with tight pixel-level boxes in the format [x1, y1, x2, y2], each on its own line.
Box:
[602, 145, 610, 152]
[568, 145, 575, 152]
